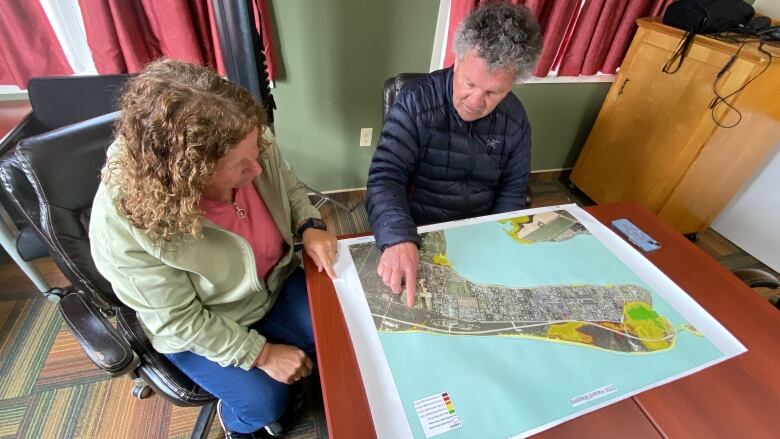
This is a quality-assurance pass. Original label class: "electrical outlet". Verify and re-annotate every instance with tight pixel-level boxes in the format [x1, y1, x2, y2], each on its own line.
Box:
[359, 128, 373, 147]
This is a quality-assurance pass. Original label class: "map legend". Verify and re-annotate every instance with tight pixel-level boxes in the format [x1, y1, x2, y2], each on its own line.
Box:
[443, 393, 454, 413]
[414, 392, 462, 438]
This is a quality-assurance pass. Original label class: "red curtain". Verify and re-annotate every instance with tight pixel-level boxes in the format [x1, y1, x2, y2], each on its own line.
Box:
[0, 2, 73, 88]
[443, 0, 479, 70]
[558, 0, 675, 76]
[530, 1, 580, 77]
[444, 0, 675, 78]
[79, 0, 216, 73]
[79, 0, 277, 80]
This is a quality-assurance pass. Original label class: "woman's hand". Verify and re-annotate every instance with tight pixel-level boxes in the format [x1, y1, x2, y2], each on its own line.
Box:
[254, 342, 314, 384]
[302, 228, 337, 279]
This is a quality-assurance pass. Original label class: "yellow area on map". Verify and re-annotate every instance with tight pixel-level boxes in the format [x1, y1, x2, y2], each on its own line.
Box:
[432, 253, 452, 267]
[680, 323, 703, 337]
[624, 301, 674, 350]
[600, 322, 625, 332]
[540, 302, 676, 352]
[546, 322, 594, 345]
[498, 216, 533, 244]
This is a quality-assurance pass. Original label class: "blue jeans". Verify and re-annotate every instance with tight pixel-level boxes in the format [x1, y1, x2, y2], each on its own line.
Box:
[165, 268, 315, 433]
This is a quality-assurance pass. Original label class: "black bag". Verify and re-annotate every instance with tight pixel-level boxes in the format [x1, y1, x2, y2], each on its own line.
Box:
[663, 0, 754, 34]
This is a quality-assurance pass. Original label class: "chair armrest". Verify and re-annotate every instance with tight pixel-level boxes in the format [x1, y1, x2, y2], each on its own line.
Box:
[59, 289, 140, 376]
[733, 268, 780, 289]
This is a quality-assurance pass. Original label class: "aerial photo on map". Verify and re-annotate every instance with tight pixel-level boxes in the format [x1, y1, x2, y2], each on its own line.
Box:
[348, 210, 696, 354]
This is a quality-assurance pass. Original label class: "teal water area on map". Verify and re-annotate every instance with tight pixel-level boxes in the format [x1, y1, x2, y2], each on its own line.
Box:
[375, 220, 726, 438]
[380, 330, 723, 439]
[446, 221, 643, 288]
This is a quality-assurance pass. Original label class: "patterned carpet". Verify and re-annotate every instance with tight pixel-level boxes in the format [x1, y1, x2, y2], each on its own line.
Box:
[0, 180, 777, 438]
[0, 289, 225, 439]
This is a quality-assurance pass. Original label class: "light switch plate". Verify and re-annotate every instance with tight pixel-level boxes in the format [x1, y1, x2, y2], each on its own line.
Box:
[360, 128, 373, 147]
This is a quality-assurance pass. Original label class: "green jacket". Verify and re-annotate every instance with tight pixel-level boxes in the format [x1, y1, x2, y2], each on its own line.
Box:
[89, 130, 320, 370]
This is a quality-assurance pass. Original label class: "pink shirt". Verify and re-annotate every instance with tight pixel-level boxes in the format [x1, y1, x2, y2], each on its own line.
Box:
[200, 186, 285, 280]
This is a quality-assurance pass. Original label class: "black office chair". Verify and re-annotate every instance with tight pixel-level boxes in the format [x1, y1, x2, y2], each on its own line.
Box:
[382, 73, 534, 207]
[734, 268, 780, 309]
[0, 112, 217, 438]
[382, 73, 427, 123]
[0, 74, 130, 291]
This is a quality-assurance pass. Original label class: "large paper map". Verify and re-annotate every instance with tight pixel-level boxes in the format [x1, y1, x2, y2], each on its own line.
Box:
[331, 205, 745, 438]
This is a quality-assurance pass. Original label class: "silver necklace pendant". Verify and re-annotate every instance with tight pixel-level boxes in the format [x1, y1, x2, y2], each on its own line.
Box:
[232, 201, 246, 219]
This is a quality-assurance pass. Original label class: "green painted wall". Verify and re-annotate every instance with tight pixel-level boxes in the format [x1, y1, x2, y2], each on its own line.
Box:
[0, 92, 28, 102]
[516, 82, 611, 170]
[269, 0, 610, 190]
[270, 0, 438, 190]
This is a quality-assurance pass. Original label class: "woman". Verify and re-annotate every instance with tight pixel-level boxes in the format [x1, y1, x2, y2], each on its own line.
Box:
[89, 59, 336, 438]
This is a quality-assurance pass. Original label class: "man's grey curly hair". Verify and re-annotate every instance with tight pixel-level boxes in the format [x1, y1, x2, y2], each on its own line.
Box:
[453, 3, 542, 80]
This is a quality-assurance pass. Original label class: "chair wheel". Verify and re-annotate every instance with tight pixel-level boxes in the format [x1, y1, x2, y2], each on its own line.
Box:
[132, 383, 153, 399]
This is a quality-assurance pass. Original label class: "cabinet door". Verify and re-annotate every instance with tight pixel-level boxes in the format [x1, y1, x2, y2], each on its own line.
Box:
[571, 26, 747, 211]
[658, 54, 780, 234]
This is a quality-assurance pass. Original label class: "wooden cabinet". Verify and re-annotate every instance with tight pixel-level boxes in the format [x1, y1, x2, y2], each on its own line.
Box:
[571, 18, 780, 234]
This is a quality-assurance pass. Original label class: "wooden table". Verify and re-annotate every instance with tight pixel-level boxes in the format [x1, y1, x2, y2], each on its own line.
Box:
[304, 203, 780, 438]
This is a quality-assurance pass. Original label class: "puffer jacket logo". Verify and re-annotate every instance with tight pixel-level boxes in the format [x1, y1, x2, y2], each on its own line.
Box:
[485, 136, 503, 151]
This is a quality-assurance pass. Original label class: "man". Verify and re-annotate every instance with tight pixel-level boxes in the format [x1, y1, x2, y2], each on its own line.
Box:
[365, 4, 542, 306]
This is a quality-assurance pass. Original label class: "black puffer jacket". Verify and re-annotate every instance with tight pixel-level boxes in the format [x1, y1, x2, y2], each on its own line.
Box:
[366, 67, 531, 250]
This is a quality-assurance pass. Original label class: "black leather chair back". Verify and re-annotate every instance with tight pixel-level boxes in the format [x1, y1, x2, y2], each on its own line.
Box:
[0, 112, 215, 412]
[383, 73, 426, 121]
[0, 74, 131, 263]
[0, 112, 119, 309]
[27, 74, 129, 130]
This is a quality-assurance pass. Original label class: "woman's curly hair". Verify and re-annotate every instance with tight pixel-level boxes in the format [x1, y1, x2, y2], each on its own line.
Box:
[105, 59, 268, 242]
